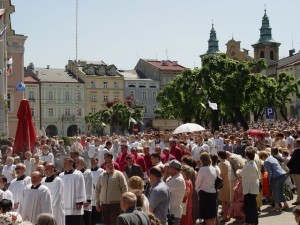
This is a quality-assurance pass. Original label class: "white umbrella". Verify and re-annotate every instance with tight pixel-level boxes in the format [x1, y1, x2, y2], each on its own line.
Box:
[173, 123, 205, 134]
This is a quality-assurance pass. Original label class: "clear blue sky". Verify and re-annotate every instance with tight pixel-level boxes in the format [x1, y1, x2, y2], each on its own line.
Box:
[10, 0, 300, 70]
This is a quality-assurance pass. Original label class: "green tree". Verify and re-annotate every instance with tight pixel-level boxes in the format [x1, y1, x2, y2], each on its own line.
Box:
[155, 68, 205, 123]
[85, 98, 144, 135]
[275, 72, 300, 121]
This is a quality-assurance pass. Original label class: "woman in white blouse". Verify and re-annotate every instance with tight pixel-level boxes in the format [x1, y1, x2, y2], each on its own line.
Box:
[195, 152, 217, 225]
[237, 147, 259, 225]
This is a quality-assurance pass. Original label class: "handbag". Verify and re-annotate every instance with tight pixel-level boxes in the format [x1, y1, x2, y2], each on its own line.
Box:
[215, 176, 224, 189]
[167, 212, 175, 225]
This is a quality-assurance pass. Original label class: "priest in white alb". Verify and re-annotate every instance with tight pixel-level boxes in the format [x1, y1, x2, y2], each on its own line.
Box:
[42, 163, 65, 225]
[18, 171, 52, 223]
[60, 157, 86, 225]
[8, 163, 31, 210]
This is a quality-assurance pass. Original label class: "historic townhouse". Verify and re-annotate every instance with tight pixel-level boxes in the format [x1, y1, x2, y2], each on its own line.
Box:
[25, 65, 85, 137]
[117, 69, 159, 127]
[67, 60, 124, 133]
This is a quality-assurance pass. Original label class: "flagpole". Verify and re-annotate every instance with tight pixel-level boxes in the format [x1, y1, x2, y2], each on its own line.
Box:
[3, 5, 8, 136]
[0, 4, 8, 137]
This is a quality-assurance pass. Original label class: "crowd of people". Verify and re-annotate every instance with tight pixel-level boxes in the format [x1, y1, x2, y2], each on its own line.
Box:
[0, 121, 300, 225]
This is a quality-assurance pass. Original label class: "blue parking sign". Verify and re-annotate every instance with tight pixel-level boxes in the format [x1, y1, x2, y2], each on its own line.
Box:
[266, 107, 275, 120]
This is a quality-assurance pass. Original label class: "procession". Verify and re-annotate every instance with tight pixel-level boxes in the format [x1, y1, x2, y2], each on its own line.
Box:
[0, 120, 299, 225]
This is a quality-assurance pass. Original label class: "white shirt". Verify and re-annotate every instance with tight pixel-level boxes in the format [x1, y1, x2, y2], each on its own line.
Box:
[237, 160, 259, 195]
[42, 176, 65, 225]
[166, 173, 186, 218]
[195, 165, 217, 193]
[18, 184, 52, 223]
[2, 165, 15, 183]
[191, 143, 209, 162]
[210, 137, 224, 155]
[8, 176, 32, 207]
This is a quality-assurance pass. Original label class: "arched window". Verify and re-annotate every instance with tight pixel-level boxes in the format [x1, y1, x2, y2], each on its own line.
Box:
[260, 51, 265, 58]
[270, 50, 274, 60]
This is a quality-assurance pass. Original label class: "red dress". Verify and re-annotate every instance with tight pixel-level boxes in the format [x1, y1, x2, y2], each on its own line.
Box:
[180, 179, 193, 225]
[228, 180, 245, 220]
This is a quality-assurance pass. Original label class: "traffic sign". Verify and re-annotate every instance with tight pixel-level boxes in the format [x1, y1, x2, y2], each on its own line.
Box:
[266, 107, 275, 120]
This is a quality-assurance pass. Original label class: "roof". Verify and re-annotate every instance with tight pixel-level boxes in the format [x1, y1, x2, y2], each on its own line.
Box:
[117, 70, 155, 81]
[146, 59, 185, 72]
[24, 76, 39, 84]
[34, 67, 83, 83]
[278, 53, 300, 69]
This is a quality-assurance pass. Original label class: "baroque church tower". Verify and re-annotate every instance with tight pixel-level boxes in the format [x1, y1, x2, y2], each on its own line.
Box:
[252, 9, 280, 61]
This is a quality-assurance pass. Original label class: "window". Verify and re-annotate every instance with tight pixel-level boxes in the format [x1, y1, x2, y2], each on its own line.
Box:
[91, 107, 96, 113]
[114, 95, 119, 100]
[270, 50, 274, 60]
[91, 81, 96, 88]
[48, 91, 53, 100]
[142, 91, 147, 100]
[65, 108, 70, 116]
[7, 93, 12, 111]
[153, 105, 157, 112]
[138, 83, 146, 88]
[130, 91, 135, 98]
[260, 51, 265, 59]
[77, 91, 81, 101]
[31, 108, 35, 116]
[152, 91, 157, 99]
[87, 67, 94, 75]
[65, 91, 70, 100]
[110, 68, 116, 75]
[104, 82, 108, 89]
[114, 82, 118, 89]
[99, 67, 105, 75]
[91, 96, 96, 102]
[49, 108, 54, 116]
[128, 83, 136, 88]
[103, 96, 108, 102]
[78, 108, 82, 116]
[29, 91, 34, 100]
[144, 106, 147, 113]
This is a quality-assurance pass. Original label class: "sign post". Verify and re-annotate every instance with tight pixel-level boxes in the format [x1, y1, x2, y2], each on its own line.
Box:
[265, 107, 275, 122]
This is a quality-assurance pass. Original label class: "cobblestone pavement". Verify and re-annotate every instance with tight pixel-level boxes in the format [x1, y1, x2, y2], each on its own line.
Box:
[220, 198, 296, 225]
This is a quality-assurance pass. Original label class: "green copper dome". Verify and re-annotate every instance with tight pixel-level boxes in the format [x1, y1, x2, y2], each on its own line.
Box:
[206, 23, 220, 54]
[256, 9, 276, 44]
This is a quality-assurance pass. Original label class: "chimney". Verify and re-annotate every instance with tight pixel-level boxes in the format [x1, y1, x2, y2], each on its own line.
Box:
[46, 65, 50, 69]
[35, 71, 39, 76]
[173, 61, 178, 66]
[289, 49, 295, 57]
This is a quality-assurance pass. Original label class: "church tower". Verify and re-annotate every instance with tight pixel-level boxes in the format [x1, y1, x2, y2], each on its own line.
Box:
[200, 23, 221, 61]
[252, 9, 280, 61]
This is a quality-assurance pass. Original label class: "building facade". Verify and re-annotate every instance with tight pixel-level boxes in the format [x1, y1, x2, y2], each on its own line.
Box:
[226, 39, 253, 61]
[26, 65, 85, 137]
[0, 0, 27, 137]
[277, 52, 300, 118]
[67, 60, 124, 134]
[134, 59, 185, 88]
[117, 69, 160, 126]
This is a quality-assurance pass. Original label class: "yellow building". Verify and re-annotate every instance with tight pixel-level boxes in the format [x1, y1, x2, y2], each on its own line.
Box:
[67, 60, 124, 134]
[277, 52, 300, 118]
[226, 39, 253, 61]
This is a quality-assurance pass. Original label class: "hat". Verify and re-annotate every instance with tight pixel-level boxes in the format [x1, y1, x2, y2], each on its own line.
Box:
[169, 159, 181, 170]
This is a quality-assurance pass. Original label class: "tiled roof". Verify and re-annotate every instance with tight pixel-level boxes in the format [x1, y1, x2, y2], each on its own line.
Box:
[117, 70, 153, 80]
[24, 76, 39, 83]
[34, 67, 83, 83]
[146, 60, 185, 71]
[278, 53, 300, 69]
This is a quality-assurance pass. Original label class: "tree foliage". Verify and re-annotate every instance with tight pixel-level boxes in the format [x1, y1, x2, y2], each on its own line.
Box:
[85, 96, 144, 135]
[155, 54, 300, 130]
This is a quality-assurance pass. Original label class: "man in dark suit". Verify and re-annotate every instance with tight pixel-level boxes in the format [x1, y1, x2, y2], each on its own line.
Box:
[124, 155, 144, 180]
[117, 192, 150, 225]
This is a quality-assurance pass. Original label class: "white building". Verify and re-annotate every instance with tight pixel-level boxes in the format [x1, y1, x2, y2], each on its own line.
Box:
[26, 65, 85, 137]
